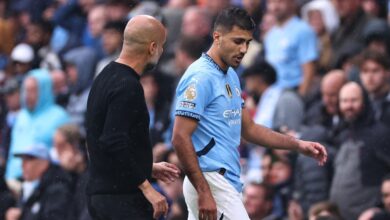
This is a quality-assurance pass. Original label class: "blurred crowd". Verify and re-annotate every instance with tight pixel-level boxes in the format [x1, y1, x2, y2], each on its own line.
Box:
[0, 0, 389, 220]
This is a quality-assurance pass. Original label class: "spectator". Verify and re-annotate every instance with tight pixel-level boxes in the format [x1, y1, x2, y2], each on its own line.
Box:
[308, 201, 342, 220]
[331, 0, 373, 67]
[52, 124, 91, 220]
[25, 20, 61, 71]
[293, 142, 335, 217]
[5, 69, 69, 191]
[181, 6, 212, 48]
[140, 71, 171, 150]
[0, 168, 15, 220]
[0, 79, 21, 163]
[105, 0, 137, 22]
[9, 44, 34, 83]
[381, 174, 390, 213]
[265, 0, 318, 97]
[359, 50, 390, 125]
[291, 71, 345, 216]
[241, 0, 263, 38]
[128, 0, 162, 20]
[259, 12, 276, 41]
[0, 10, 16, 70]
[304, 70, 346, 130]
[158, 35, 208, 158]
[160, 0, 193, 69]
[362, 19, 390, 56]
[49, 0, 90, 54]
[362, 0, 388, 18]
[242, 60, 304, 131]
[301, 0, 339, 73]
[267, 155, 294, 219]
[83, 4, 106, 59]
[330, 82, 390, 220]
[359, 174, 390, 220]
[50, 69, 69, 108]
[63, 47, 97, 137]
[242, 12, 276, 71]
[203, 0, 231, 18]
[243, 182, 277, 220]
[158, 150, 184, 200]
[173, 36, 208, 77]
[5, 143, 72, 220]
[95, 20, 126, 76]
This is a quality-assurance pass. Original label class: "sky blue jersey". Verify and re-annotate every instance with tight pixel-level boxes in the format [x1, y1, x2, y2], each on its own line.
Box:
[175, 53, 245, 192]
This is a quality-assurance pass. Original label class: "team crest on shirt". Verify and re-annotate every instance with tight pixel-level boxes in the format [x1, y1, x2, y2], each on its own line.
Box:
[225, 84, 233, 98]
[184, 84, 197, 101]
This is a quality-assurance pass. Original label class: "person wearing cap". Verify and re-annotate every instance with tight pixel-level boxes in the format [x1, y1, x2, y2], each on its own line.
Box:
[5, 69, 69, 192]
[242, 60, 304, 132]
[5, 143, 73, 220]
[10, 44, 34, 82]
[0, 79, 21, 164]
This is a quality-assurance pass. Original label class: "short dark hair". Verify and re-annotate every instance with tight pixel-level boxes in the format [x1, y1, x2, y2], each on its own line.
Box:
[360, 50, 390, 70]
[214, 7, 255, 32]
[242, 60, 277, 85]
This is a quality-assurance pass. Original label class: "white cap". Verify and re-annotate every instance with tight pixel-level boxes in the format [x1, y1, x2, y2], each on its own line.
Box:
[11, 43, 34, 63]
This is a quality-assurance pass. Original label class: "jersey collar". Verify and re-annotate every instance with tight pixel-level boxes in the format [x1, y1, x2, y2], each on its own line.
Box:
[202, 53, 228, 75]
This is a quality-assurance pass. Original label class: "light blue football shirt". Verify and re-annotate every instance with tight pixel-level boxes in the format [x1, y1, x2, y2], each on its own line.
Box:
[264, 16, 318, 89]
[175, 53, 244, 192]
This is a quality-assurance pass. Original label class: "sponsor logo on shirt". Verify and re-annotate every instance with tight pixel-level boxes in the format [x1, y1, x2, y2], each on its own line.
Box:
[223, 109, 242, 126]
[179, 101, 196, 109]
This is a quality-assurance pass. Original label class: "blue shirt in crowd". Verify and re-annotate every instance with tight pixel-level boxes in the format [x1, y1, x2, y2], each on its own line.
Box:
[265, 16, 318, 89]
[175, 53, 244, 192]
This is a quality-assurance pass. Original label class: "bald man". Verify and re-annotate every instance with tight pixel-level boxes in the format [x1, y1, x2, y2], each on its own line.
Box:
[330, 82, 390, 220]
[305, 70, 346, 127]
[321, 70, 347, 116]
[86, 15, 180, 220]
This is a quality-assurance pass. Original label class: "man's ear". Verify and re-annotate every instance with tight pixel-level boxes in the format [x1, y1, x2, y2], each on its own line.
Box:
[213, 31, 222, 46]
[149, 41, 157, 55]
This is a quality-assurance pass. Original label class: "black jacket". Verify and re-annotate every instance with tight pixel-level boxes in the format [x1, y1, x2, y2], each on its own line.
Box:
[18, 164, 73, 220]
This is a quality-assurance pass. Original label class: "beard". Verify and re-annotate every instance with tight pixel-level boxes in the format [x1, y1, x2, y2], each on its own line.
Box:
[143, 62, 157, 73]
[143, 53, 160, 73]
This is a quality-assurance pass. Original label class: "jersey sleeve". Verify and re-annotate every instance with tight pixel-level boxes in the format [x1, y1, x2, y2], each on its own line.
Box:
[175, 73, 211, 121]
[298, 25, 318, 64]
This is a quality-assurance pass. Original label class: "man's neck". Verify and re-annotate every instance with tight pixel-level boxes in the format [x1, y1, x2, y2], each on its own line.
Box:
[206, 48, 228, 71]
[116, 52, 148, 75]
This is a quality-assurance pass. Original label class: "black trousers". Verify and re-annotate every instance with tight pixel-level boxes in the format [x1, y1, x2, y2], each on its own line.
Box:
[87, 192, 154, 220]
